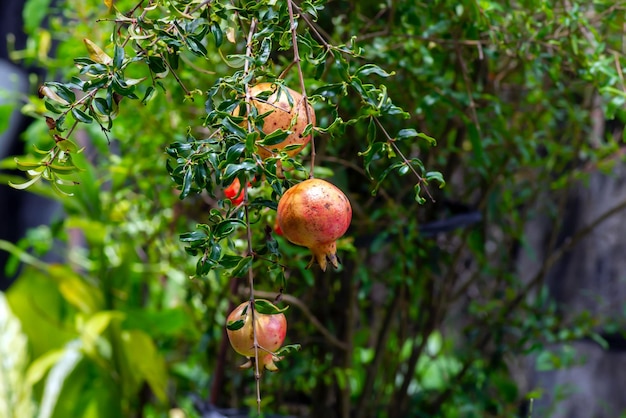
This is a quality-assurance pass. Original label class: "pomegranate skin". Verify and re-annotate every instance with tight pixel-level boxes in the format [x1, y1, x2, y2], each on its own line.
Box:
[242, 83, 315, 159]
[277, 178, 352, 271]
[226, 300, 287, 371]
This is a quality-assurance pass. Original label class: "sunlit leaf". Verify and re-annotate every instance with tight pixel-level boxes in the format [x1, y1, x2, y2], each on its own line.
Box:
[83, 38, 113, 65]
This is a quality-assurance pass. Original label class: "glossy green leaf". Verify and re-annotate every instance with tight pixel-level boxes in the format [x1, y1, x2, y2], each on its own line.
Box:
[72, 107, 93, 123]
[254, 299, 288, 314]
[226, 318, 245, 331]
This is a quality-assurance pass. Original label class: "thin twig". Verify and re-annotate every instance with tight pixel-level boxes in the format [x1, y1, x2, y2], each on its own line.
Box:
[162, 55, 191, 97]
[614, 51, 626, 93]
[242, 17, 262, 415]
[254, 290, 349, 351]
[455, 43, 482, 139]
[291, 2, 333, 50]
[373, 117, 435, 202]
[287, 0, 316, 177]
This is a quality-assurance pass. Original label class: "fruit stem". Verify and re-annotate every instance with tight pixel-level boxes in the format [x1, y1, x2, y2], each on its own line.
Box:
[287, 0, 316, 179]
[243, 16, 262, 414]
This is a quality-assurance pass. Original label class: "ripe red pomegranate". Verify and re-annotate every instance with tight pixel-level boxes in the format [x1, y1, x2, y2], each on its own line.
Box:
[276, 178, 352, 271]
[226, 300, 287, 372]
[240, 83, 315, 159]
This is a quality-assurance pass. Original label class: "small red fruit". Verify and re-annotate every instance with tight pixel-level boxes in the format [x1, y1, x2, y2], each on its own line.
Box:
[226, 300, 287, 372]
[273, 218, 283, 236]
[276, 178, 352, 271]
[224, 178, 246, 205]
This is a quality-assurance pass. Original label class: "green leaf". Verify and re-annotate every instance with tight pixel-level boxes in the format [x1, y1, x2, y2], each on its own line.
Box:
[222, 116, 247, 139]
[49, 264, 104, 314]
[39, 85, 71, 105]
[210, 22, 223, 47]
[147, 55, 167, 74]
[22, 0, 52, 34]
[396, 128, 418, 141]
[261, 129, 290, 146]
[224, 142, 246, 164]
[180, 167, 194, 199]
[274, 344, 302, 356]
[8, 174, 43, 190]
[416, 131, 437, 146]
[186, 36, 207, 57]
[92, 97, 110, 115]
[254, 299, 288, 315]
[230, 255, 253, 277]
[119, 330, 167, 402]
[71, 107, 93, 124]
[25, 349, 64, 387]
[425, 171, 446, 188]
[0, 293, 36, 418]
[141, 86, 156, 104]
[257, 37, 272, 64]
[180, 229, 208, 244]
[356, 63, 394, 78]
[226, 319, 245, 331]
[0, 104, 12, 134]
[213, 218, 246, 239]
[83, 38, 113, 65]
[113, 44, 125, 69]
[81, 311, 125, 360]
[38, 340, 84, 418]
[222, 161, 257, 183]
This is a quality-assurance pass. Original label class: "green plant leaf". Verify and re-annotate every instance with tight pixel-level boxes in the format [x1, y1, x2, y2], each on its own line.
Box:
[119, 330, 168, 402]
[254, 299, 288, 315]
[0, 293, 36, 418]
[226, 318, 245, 331]
[38, 340, 83, 418]
[22, 0, 52, 34]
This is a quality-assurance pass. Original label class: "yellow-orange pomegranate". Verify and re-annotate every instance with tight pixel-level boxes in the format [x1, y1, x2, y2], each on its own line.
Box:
[240, 82, 315, 159]
[226, 300, 287, 372]
[276, 178, 352, 271]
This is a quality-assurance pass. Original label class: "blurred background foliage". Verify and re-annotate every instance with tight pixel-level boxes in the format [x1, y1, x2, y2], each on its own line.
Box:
[2, 0, 626, 417]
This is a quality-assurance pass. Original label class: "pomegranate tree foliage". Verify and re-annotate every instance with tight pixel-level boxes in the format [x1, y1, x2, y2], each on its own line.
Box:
[2, 0, 626, 417]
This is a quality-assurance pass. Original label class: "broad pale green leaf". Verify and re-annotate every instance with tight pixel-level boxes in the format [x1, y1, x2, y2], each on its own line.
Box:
[49, 264, 104, 314]
[38, 340, 83, 418]
[5, 267, 78, 360]
[0, 293, 36, 418]
[120, 330, 167, 402]
[80, 311, 125, 361]
[83, 38, 113, 65]
[0, 104, 13, 134]
[8, 174, 43, 190]
[22, 0, 52, 34]
[25, 349, 64, 387]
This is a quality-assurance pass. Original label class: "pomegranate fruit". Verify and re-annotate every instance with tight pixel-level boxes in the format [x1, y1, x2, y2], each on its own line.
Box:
[276, 178, 352, 271]
[226, 299, 287, 372]
[223, 177, 245, 205]
[238, 82, 315, 159]
[273, 218, 283, 236]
